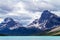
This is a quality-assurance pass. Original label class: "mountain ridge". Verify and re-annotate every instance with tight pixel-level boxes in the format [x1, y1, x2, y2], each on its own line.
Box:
[28, 10, 60, 31]
[0, 10, 60, 36]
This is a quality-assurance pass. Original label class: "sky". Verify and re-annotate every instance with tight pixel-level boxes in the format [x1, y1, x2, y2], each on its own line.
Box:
[0, 0, 60, 26]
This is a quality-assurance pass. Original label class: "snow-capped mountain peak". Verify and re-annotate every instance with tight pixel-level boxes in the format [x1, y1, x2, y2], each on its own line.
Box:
[0, 17, 23, 30]
[28, 10, 60, 30]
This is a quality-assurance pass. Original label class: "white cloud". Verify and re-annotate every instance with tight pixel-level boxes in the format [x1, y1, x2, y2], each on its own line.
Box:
[6, 2, 41, 26]
[7, 2, 41, 19]
[51, 11, 60, 17]
[0, 18, 4, 23]
[20, 0, 60, 12]
[0, 0, 20, 6]
[0, 0, 60, 26]
[44, 0, 60, 11]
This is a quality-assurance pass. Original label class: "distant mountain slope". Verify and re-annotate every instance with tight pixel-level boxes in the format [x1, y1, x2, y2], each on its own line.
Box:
[46, 26, 60, 36]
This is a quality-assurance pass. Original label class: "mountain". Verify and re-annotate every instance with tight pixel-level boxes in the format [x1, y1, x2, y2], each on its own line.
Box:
[0, 10, 60, 36]
[39, 10, 60, 30]
[28, 10, 60, 31]
[28, 19, 39, 28]
[0, 17, 23, 30]
[0, 17, 44, 36]
[0, 17, 24, 35]
[27, 10, 60, 36]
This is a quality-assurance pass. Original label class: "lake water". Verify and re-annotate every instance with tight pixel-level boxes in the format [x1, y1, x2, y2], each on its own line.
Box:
[0, 36, 60, 40]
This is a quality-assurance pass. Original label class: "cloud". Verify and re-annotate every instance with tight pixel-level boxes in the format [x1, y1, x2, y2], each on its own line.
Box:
[0, 0, 20, 5]
[0, 5, 13, 14]
[44, 0, 60, 11]
[20, 0, 60, 12]
[0, 0, 21, 23]
[44, 0, 60, 6]
[51, 11, 60, 17]
[5, 1, 42, 26]
[0, 0, 21, 14]
[0, 18, 3, 23]
[0, 0, 60, 26]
